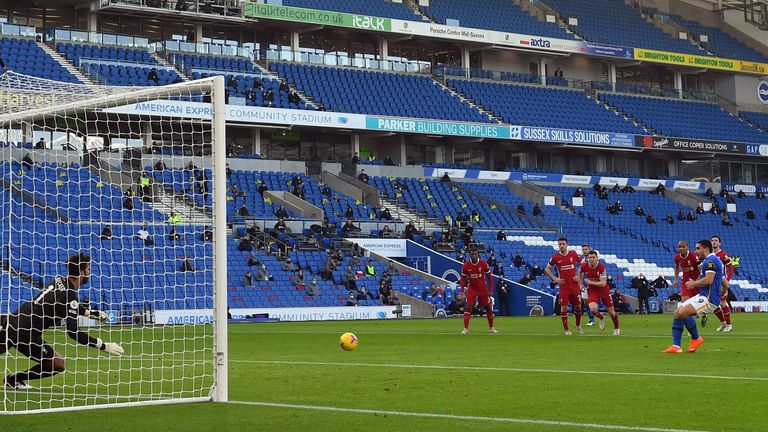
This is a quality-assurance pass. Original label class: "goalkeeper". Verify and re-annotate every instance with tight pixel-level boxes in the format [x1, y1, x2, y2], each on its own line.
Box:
[0, 253, 124, 390]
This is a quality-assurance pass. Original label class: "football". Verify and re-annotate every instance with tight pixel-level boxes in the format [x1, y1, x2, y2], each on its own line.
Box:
[339, 332, 359, 351]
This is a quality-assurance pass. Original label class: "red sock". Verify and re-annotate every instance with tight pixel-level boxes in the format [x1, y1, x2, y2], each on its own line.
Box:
[574, 310, 582, 327]
[611, 313, 620, 329]
[486, 308, 494, 328]
[463, 311, 471, 329]
[560, 312, 569, 331]
[595, 311, 604, 320]
[723, 305, 732, 325]
[714, 307, 726, 323]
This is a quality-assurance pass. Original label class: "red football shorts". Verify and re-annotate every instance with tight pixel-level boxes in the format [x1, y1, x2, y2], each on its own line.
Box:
[558, 284, 581, 306]
[465, 288, 491, 308]
[587, 287, 614, 307]
[681, 278, 700, 298]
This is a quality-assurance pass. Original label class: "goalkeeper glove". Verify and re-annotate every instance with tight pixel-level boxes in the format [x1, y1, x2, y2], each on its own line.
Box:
[98, 339, 124, 357]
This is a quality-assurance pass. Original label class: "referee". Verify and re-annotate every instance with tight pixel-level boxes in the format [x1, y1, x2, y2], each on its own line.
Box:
[1, 253, 123, 390]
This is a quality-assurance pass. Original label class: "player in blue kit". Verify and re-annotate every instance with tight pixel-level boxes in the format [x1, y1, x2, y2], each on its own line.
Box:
[663, 239, 724, 354]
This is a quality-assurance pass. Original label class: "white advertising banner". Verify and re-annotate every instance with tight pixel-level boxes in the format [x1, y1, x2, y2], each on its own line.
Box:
[155, 305, 400, 324]
[346, 238, 408, 257]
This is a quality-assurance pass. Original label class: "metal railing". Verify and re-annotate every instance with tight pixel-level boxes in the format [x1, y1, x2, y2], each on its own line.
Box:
[153, 40, 251, 58]
[47, 28, 150, 49]
[260, 48, 431, 75]
[0, 23, 36, 38]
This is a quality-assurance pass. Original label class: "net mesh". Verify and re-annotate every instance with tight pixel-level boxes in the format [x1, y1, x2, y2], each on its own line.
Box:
[0, 72, 220, 412]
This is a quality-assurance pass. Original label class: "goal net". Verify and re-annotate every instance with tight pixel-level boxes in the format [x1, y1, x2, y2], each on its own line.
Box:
[0, 71, 228, 413]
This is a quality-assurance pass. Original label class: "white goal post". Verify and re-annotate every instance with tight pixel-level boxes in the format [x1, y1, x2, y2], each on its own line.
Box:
[0, 72, 228, 413]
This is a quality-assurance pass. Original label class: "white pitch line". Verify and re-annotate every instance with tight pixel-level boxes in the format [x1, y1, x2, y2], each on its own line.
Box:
[231, 359, 768, 382]
[227, 400, 712, 432]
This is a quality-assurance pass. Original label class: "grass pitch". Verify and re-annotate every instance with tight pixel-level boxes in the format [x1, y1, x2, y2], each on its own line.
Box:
[2, 313, 767, 432]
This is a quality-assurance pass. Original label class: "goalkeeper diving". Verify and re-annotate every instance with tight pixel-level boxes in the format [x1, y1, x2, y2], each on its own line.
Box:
[0, 253, 124, 389]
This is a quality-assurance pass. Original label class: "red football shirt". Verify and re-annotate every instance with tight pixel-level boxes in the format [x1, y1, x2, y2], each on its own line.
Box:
[461, 259, 491, 292]
[549, 250, 581, 287]
[579, 261, 609, 292]
[715, 250, 734, 281]
[674, 251, 700, 283]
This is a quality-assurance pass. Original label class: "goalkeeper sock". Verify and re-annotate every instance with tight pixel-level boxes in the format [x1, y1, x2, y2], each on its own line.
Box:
[13, 362, 60, 383]
[684, 316, 700, 340]
[672, 318, 685, 347]
[723, 305, 732, 325]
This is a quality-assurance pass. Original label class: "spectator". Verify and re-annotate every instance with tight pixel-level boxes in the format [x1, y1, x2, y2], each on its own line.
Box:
[606, 275, 618, 291]
[704, 187, 714, 199]
[378, 280, 393, 305]
[253, 77, 263, 90]
[138, 171, 151, 198]
[342, 219, 359, 236]
[513, 253, 526, 269]
[403, 222, 416, 240]
[517, 273, 532, 286]
[381, 208, 392, 221]
[246, 252, 260, 267]
[381, 225, 393, 238]
[597, 187, 608, 200]
[487, 253, 497, 269]
[294, 269, 306, 288]
[100, 225, 113, 240]
[652, 275, 668, 290]
[344, 206, 354, 220]
[746, 208, 756, 220]
[263, 89, 275, 107]
[633, 274, 650, 314]
[34, 137, 46, 149]
[357, 169, 369, 183]
[351, 152, 360, 164]
[385, 260, 400, 275]
[664, 214, 674, 225]
[440, 172, 450, 183]
[695, 203, 705, 214]
[136, 223, 154, 246]
[393, 179, 408, 191]
[343, 266, 357, 291]
[448, 293, 465, 316]
[288, 91, 301, 107]
[634, 205, 645, 216]
[722, 213, 732, 226]
[622, 185, 635, 193]
[257, 183, 268, 197]
[274, 218, 288, 233]
[242, 271, 254, 288]
[726, 193, 735, 204]
[611, 184, 621, 193]
[532, 204, 543, 217]
[497, 280, 509, 316]
[425, 283, 439, 299]
[167, 211, 182, 225]
[612, 288, 633, 314]
[321, 256, 337, 281]
[226, 75, 238, 89]
[737, 190, 746, 199]
[364, 260, 376, 277]
[306, 278, 320, 297]
[180, 258, 195, 272]
[646, 213, 656, 224]
[22, 153, 34, 170]
[668, 292, 682, 302]
[201, 0, 212, 13]
[176, 0, 188, 11]
[202, 226, 213, 241]
[757, 190, 766, 199]
[168, 225, 181, 241]
[345, 291, 358, 306]
[281, 257, 296, 273]
[651, 183, 666, 196]
[147, 68, 159, 83]
[496, 230, 506, 241]
[530, 264, 545, 278]
[516, 203, 526, 214]
[357, 286, 375, 301]
[686, 210, 697, 222]
[573, 187, 585, 198]
[238, 235, 253, 252]
[275, 205, 289, 219]
[255, 265, 273, 281]
[493, 261, 505, 278]
[383, 155, 394, 166]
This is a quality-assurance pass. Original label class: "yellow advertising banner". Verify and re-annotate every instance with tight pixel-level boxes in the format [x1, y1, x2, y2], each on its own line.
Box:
[634, 48, 767, 75]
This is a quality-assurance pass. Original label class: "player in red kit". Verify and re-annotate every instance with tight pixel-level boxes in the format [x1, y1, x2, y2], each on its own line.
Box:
[577, 251, 620, 335]
[672, 240, 700, 302]
[711, 235, 734, 332]
[460, 249, 497, 334]
[546, 237, 583, 335]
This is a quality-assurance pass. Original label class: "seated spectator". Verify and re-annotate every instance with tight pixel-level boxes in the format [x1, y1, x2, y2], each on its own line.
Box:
[345, 291, 358, 306]
[202, 225, 213, 241]
[403, 222, 416, 240]
[342, 219, 359, 235]
[646, 213, 656, 224]
[364, 260, 376, 277]
[695, 203, 705, 214]
[613, 200, 623, 212]
[343, 266, 357, 291]
[123, 196, 135, 210]
[530, 264, 545, 278]
[447, 293, 465, 316]
[611, 184, 621, 193]
[596, 187, 608, 200]
[516, 203, 526, 214]
[281, 257, 296, 273]
[513, 253, 526, 269]
[757, 190, 766, 199]
[378, 280, 393, 305]
[257, 183, 268, 197]
[493, 261, 505, 278]
[153, 159, 166, 171]
[496, 230, 506, 241]
[722, 213, 732, 226]
[238, 235, 253, 252]
[651, 183, 666, 196]
[357, 286, 376, 301]
[667, 292, 682, 302]
[383, 155, 395, 166]
[746, 208, 756, 220]
[634, 205, 645, 216]
[425, 282, 439, 299]
[22, 153, 34, 170]
[664, 214, 674, 225]
[180, 258, 195, 272]
[247, 252, 261, 267]
[686, 211, 697, 221]
[274, 218, 288, 233]
[705, 187, 714, 198]
[136, 223, 154, 246]
[393, 179, 408, 191]
[621, 185, 635, 193]
[242, 271, 254, 288]
[572, 187, 585, 198]
[517, 273, 532, 286]
[168, 225, 181, 241]
[294, 269, 306, 287]
[320, 256, 336, 281]
[275, 205, 289, 219]
[167, 212, 182, 224]
[677, 209, 686, 221]
[236, 204, 250, 217]
[357, 169, 369, 183]
[737, 190, 746, 199]
[306, 278, 320, 297]
[487, 253, 497, 269]
[100, 225, 113, 241]
[255, 265, 273, 281]
[345, 206, 354, 220]
[440, 172, 451, 183]
[612, 289, 633, 314]
[532, 204, 543, 217]
[385, 260, 400, 275]
[381, 208, 392, 221]
[726, 193, 735, 204]
[350, 253, 362, 267]
[35, 137, 46, 149]
[380, 224, 393, 238]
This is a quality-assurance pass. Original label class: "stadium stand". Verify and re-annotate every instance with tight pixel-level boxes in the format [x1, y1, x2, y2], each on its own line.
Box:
[419, 0, 573, 39]
[270, 62, 494, 122]
[600, 93, 768, 144]
[543, 0, 706, 55]
[670, 15, 768, 62]
[449, 79, 645, 134]
[190, 71, 312, 110]
[740, 111, 768, 132]
[0, 37, 80, 83]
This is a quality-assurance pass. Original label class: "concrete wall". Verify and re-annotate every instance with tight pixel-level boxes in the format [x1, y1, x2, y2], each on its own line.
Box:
[713, 73, 768, 112]
[354, 164, 425, 179]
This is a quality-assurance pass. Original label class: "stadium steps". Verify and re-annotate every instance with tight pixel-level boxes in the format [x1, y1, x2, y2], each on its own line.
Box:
[404, 0, 435, 22]
[596, 96, 652, 133]
[516, 0, 581, 39]
[635, 3, 706, 52]
[253, 61, 321, 110]
[152, 187, 212, 225]
[452, 181, 556, 230]
[150, 51, 190, 81]
[439, 81, 501, 124]
[39, 41, 93, 85]
[379, 196, 443, 232]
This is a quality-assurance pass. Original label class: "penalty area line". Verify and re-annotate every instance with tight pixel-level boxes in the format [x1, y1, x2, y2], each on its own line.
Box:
[227, 400, 711, 432]
[231, 359, 768, 382]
